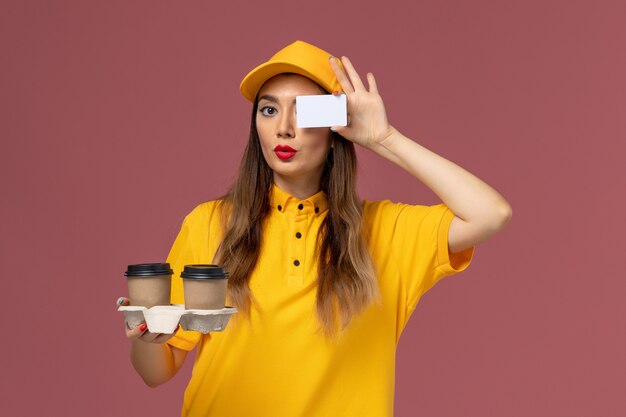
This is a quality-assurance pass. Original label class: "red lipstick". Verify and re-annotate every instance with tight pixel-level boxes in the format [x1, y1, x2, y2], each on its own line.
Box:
[274, 145, 297, 161]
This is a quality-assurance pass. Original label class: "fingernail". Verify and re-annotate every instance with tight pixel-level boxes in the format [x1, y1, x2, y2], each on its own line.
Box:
[139, 323, 147, 332]
[330, 127, 337, 132]
[117, 297, 125, 305]
[332, 91, 340, 95]
[328, 55, 334, 60]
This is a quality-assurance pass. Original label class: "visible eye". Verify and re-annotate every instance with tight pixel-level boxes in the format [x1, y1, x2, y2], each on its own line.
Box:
[259, 106, 277, 116]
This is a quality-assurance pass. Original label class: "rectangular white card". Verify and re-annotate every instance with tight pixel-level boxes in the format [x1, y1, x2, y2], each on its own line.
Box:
[296, 94, 347, 128]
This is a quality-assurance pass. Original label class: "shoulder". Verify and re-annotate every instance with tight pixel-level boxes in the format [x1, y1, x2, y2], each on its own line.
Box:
[363, 199, 441, 219]
[362, 199, 399, 218]
[183, 199, 225, 227]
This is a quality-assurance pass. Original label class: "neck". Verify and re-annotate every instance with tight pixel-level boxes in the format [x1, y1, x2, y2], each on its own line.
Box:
[273, 173, 322, 200]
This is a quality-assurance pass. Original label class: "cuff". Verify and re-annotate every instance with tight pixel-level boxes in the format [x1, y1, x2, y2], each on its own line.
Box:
[435, 206, 475, 276]
[166, 329, 202, 351]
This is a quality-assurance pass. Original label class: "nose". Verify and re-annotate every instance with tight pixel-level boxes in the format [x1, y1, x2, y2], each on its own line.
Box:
[276, 108, 296, 139]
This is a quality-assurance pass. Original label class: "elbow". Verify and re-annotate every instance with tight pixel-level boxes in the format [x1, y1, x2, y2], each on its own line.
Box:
[499, 203, 513, 226]
[491, 203, 512, 231]
[134, 364, 176, 388]
[476, 203, 512, 235]
[142, 376, 169, 388]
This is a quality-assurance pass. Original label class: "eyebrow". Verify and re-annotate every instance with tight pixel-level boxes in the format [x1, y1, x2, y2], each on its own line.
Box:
[258, 94, 296, 105]
[258, 94, 278, 103]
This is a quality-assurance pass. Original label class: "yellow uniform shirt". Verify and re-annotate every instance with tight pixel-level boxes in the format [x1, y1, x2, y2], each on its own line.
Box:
[166, 185, 474, 417]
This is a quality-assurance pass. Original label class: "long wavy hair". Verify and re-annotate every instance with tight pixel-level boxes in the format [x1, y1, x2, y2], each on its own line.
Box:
[214, 86, 380, 337]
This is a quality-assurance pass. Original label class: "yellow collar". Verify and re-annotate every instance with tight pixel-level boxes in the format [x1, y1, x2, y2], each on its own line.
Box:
[270, 184, 328, 216]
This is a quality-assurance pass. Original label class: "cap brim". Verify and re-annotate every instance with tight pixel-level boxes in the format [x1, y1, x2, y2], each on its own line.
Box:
[239, 61, 333, 102]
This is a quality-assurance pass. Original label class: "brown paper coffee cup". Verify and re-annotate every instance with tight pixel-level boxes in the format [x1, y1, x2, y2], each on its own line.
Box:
[125, 263, 173, 308]
[181, 264, 228, 310]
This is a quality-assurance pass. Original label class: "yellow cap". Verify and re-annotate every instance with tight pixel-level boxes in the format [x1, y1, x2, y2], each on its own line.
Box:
[239, 40, 344, 102]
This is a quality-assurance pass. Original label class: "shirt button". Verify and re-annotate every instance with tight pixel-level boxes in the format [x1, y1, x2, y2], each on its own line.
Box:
[295, 232, 302, 239]
[315, 207, 320, 214]
[294, 260, 300, 266]
[277, 205, 282, 211]
[298, 203, 304, 210]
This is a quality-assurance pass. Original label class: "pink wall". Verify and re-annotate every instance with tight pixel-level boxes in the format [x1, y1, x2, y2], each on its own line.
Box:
[1, 0, 624, 415]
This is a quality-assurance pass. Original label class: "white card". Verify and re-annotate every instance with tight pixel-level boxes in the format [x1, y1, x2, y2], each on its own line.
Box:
[296, 94, 347, 128]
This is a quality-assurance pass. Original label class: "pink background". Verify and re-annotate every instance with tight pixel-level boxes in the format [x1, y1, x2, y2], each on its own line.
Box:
[1, 0, 624, 415]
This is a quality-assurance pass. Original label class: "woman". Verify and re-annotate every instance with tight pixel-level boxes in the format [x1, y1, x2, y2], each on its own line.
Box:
[119, 40, 512, 416]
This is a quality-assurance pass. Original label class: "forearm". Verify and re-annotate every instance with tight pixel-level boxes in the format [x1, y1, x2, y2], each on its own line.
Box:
[130, 340, 180, 387]
[370, 126, 512, 223]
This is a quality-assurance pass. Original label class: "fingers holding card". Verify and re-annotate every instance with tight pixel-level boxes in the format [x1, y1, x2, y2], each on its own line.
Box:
[296, 94, 347, 128]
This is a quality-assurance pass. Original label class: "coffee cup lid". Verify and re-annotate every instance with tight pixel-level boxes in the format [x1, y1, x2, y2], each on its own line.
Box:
[125, 263, 173, 277]
[181, 264, 229, 280]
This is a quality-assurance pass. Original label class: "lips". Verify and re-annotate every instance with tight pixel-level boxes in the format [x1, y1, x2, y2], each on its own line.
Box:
[274, 145, 297, 161]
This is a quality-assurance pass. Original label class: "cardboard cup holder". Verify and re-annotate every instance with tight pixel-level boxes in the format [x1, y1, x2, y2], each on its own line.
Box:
[118, 304, 237, 334]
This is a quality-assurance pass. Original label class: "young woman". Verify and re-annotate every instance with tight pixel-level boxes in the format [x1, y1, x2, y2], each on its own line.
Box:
[119, 40, 512, 417]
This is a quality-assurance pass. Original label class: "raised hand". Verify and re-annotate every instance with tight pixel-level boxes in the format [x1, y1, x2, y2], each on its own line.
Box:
[328, 56, 393, 149]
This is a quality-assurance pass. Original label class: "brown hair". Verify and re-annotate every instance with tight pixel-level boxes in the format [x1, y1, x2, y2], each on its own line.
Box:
[214, 92, 380, 337]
